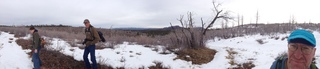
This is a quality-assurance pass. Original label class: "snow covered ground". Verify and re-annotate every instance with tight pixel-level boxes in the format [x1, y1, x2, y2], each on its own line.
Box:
[0, 31, 319, 69]
[0, 32, 33, 69]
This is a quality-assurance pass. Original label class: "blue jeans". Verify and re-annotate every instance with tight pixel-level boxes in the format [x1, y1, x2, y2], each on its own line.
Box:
[83, 45, 97, 69]
[32, 51, 40, 69]
[37, 47, 42, 65]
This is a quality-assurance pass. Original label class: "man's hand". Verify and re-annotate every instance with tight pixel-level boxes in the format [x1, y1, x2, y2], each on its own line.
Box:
[34, 49, 37, 53]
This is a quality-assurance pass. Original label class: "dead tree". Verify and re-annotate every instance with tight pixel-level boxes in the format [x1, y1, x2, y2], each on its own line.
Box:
[171, 1, 232, 49]
[255, 10, 259, 27]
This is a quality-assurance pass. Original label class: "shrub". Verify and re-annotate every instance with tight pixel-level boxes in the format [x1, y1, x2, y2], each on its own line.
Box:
[148, 61, 170, 69]
[16, 39, 32, 49]
[256, 39, 267, 44]
[174, 48, 217, 64]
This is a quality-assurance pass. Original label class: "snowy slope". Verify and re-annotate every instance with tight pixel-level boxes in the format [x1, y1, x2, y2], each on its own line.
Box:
[0, 31, 319, 69]
[0, 32, 33, 69]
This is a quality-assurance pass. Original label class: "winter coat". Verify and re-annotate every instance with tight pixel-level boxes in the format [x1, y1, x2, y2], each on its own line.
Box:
[270, 56, 318, 69]
[32, 29, 40, 50]
[84, 25, 100, 46]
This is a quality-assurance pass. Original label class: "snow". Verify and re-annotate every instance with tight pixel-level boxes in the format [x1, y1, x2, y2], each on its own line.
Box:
[0, 31, 319, 69]
[0, 32, 33, 69]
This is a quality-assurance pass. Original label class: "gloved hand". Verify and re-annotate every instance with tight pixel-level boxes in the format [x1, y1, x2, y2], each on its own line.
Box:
[82, 39, 87, 45]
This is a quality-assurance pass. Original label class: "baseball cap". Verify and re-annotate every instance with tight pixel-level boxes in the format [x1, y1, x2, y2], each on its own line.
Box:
[287, 29, 316, 47]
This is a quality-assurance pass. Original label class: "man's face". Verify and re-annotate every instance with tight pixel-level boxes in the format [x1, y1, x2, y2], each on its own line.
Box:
[84, 22, 90, 28]
[287, 43, 316, 69]
[29, 30, 34, 34]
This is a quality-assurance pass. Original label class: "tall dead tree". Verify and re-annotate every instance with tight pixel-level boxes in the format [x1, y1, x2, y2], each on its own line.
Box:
[241, 15, 244, 27]
[237, 14, 240, 27]
[171, 0, 232, 49]
[255, 10, 259, 27]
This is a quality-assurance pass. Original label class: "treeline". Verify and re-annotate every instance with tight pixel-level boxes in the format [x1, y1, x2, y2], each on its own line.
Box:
[0, 24, 72, 27]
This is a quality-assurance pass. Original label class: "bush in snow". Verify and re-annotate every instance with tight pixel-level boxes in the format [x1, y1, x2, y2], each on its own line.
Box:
[174, 48, 217, 64]
[256, 39, 267, 44]
[148, 61, 170, 69]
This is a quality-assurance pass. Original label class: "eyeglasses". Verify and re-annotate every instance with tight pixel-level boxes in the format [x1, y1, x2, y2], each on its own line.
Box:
[288, 43, 314, 55]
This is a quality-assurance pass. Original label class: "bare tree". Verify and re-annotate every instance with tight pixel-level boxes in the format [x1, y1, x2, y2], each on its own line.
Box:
[171, 0, 232, 49]
[255, 10, 259, 27]
[241, 15, 244, 27]
[221, 21, 225, 29]
[289, 14, 296, 24]
[237, 14, 240, 27]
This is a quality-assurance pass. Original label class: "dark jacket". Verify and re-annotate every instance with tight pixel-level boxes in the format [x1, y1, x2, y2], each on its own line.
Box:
[270, 56, 318, 69]
[32, 29, 40, 50]
[84, 25, 100, 46]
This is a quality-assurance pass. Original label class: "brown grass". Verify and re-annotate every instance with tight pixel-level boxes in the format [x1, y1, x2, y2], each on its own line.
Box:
[225, 47, 255, 69]
[16, 39, 32, 49]
[233, 61, 255, 69]
[148, 61, 170, 69]
[174, 48, 217, 64]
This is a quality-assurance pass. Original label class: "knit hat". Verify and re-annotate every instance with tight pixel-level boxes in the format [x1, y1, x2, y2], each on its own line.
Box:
[287, 29, 316, 47]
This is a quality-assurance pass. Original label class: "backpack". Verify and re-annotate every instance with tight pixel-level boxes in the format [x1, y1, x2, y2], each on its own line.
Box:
[87, 27, 106, 42]
[96, 31, 106, 42]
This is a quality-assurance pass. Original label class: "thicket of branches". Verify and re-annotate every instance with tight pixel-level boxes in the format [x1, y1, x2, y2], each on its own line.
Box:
[169, 1, 232, 49]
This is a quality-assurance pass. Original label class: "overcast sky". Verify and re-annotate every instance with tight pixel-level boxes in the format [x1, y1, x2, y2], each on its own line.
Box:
[1, 0, 320, 28]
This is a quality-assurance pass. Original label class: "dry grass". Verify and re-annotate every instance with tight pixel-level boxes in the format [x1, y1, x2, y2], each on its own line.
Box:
[16, 39, 32, 49]
[148, 61, 170, 69]
[225, 47, 255, 69]
[174, 48, 217, 64]
[233, 61, 256, 69]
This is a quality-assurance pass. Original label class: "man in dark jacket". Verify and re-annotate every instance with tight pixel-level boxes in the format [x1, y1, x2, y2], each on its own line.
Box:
[29, 26, 41, 69]
[270, 29, 318, 69]
[82, 19, 100, 69]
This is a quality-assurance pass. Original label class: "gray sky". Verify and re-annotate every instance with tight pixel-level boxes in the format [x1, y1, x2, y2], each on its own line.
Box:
[1, 0, 319, 28]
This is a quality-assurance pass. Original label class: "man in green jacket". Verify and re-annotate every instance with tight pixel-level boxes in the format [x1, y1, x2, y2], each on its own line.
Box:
[270, 29, 318, 69]
[82, 19, 100, 69]
[29, 26, 41, 69]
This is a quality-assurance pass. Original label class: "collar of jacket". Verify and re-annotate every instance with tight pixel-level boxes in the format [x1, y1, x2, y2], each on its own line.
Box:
[33, 29, 38, 33]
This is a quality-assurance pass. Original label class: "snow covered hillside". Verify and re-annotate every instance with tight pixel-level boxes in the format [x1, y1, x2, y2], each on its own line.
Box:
[0, 31, 319, 69]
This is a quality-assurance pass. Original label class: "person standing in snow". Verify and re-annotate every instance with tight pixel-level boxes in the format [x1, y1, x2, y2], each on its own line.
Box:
[82, 19, 100, 69]
[29, 26, 41, 69]
[270, 29, 318, 69]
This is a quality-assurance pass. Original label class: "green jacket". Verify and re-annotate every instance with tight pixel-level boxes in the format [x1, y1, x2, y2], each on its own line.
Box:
[32, 31, 40, 50]
[270, 56, 318, 69]
[84, 25, 100, 46]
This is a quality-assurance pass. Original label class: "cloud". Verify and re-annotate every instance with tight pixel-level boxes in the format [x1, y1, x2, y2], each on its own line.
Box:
[0, 0, 220, 28]
[4, 0, 318, 28]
